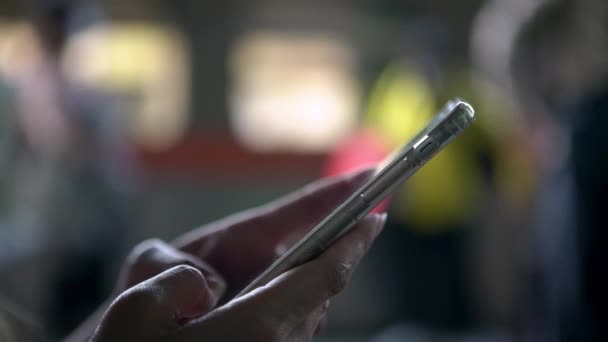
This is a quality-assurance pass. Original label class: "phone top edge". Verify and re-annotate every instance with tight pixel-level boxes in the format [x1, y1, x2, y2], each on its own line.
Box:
[450, 98, 476, 123]
[448, 98, 475, 119]
[459, 101, 476, 120]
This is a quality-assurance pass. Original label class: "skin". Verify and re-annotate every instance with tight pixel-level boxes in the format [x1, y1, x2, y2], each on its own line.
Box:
[68, 168, 388, 341]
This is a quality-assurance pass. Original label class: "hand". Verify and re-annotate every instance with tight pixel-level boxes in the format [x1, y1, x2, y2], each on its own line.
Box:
[115, 168, 374, 301]
[92, 213, 386, 342]
[68, 168, 379, 341]
[64, 239, 227, 342]
[174, 167, 375, 297]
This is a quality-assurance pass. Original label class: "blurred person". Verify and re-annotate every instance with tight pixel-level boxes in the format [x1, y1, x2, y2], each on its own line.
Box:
[476, 0, 608, 340]
[0, 0, 133, 336]
[324, 30, 536, 339]
[509, 1, 608, 340]
[0, 168, 387, 341]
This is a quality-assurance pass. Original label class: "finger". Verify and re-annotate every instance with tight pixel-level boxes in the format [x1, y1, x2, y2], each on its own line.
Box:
[315, 313, 328, 336]
[246, 213, 387, 326]
[313, 300, 330, 336]
[260, 166, 376, 243]
[93, 266, 212, 341]
[122, 239, 226, 301]
[176, 167, 375, 255]
[288, 301, 329, 341]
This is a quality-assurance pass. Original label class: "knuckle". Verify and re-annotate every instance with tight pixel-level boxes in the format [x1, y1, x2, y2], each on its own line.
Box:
[171, 265, 205, 284]
[129, 239, 165, 264]
[326, 262, 352, 296]
[172, 263, 195, 273]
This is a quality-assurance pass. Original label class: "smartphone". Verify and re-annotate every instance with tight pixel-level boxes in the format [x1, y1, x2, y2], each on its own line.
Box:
[237, 98, 475, 297]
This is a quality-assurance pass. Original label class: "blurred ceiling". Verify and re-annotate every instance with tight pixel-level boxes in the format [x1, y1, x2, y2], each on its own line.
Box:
[0, 0, 167, 20]
[0, 0, 22, 17]
[0, 0, 484, 21]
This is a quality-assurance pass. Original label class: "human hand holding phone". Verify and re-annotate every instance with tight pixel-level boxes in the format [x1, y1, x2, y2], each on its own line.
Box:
[88, 170, 386, 342]
[75, 99, 474, 342]
[172, 168, 377, 297]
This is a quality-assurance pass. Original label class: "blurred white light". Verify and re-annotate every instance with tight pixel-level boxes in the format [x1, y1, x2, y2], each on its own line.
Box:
[62, 23, 191, 150]
[229, 31, 360, 153]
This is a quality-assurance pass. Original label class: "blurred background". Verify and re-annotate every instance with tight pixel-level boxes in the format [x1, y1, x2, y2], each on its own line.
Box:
[0, 0, 606, 340]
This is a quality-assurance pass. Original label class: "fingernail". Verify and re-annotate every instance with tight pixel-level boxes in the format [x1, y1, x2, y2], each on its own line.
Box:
[322, 300, 330, 311]
[373, 213, 387, 237]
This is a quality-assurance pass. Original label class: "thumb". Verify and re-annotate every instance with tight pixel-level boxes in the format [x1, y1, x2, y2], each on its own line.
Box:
[234, 213, 386, 333]
[93, 265, 213, 341]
